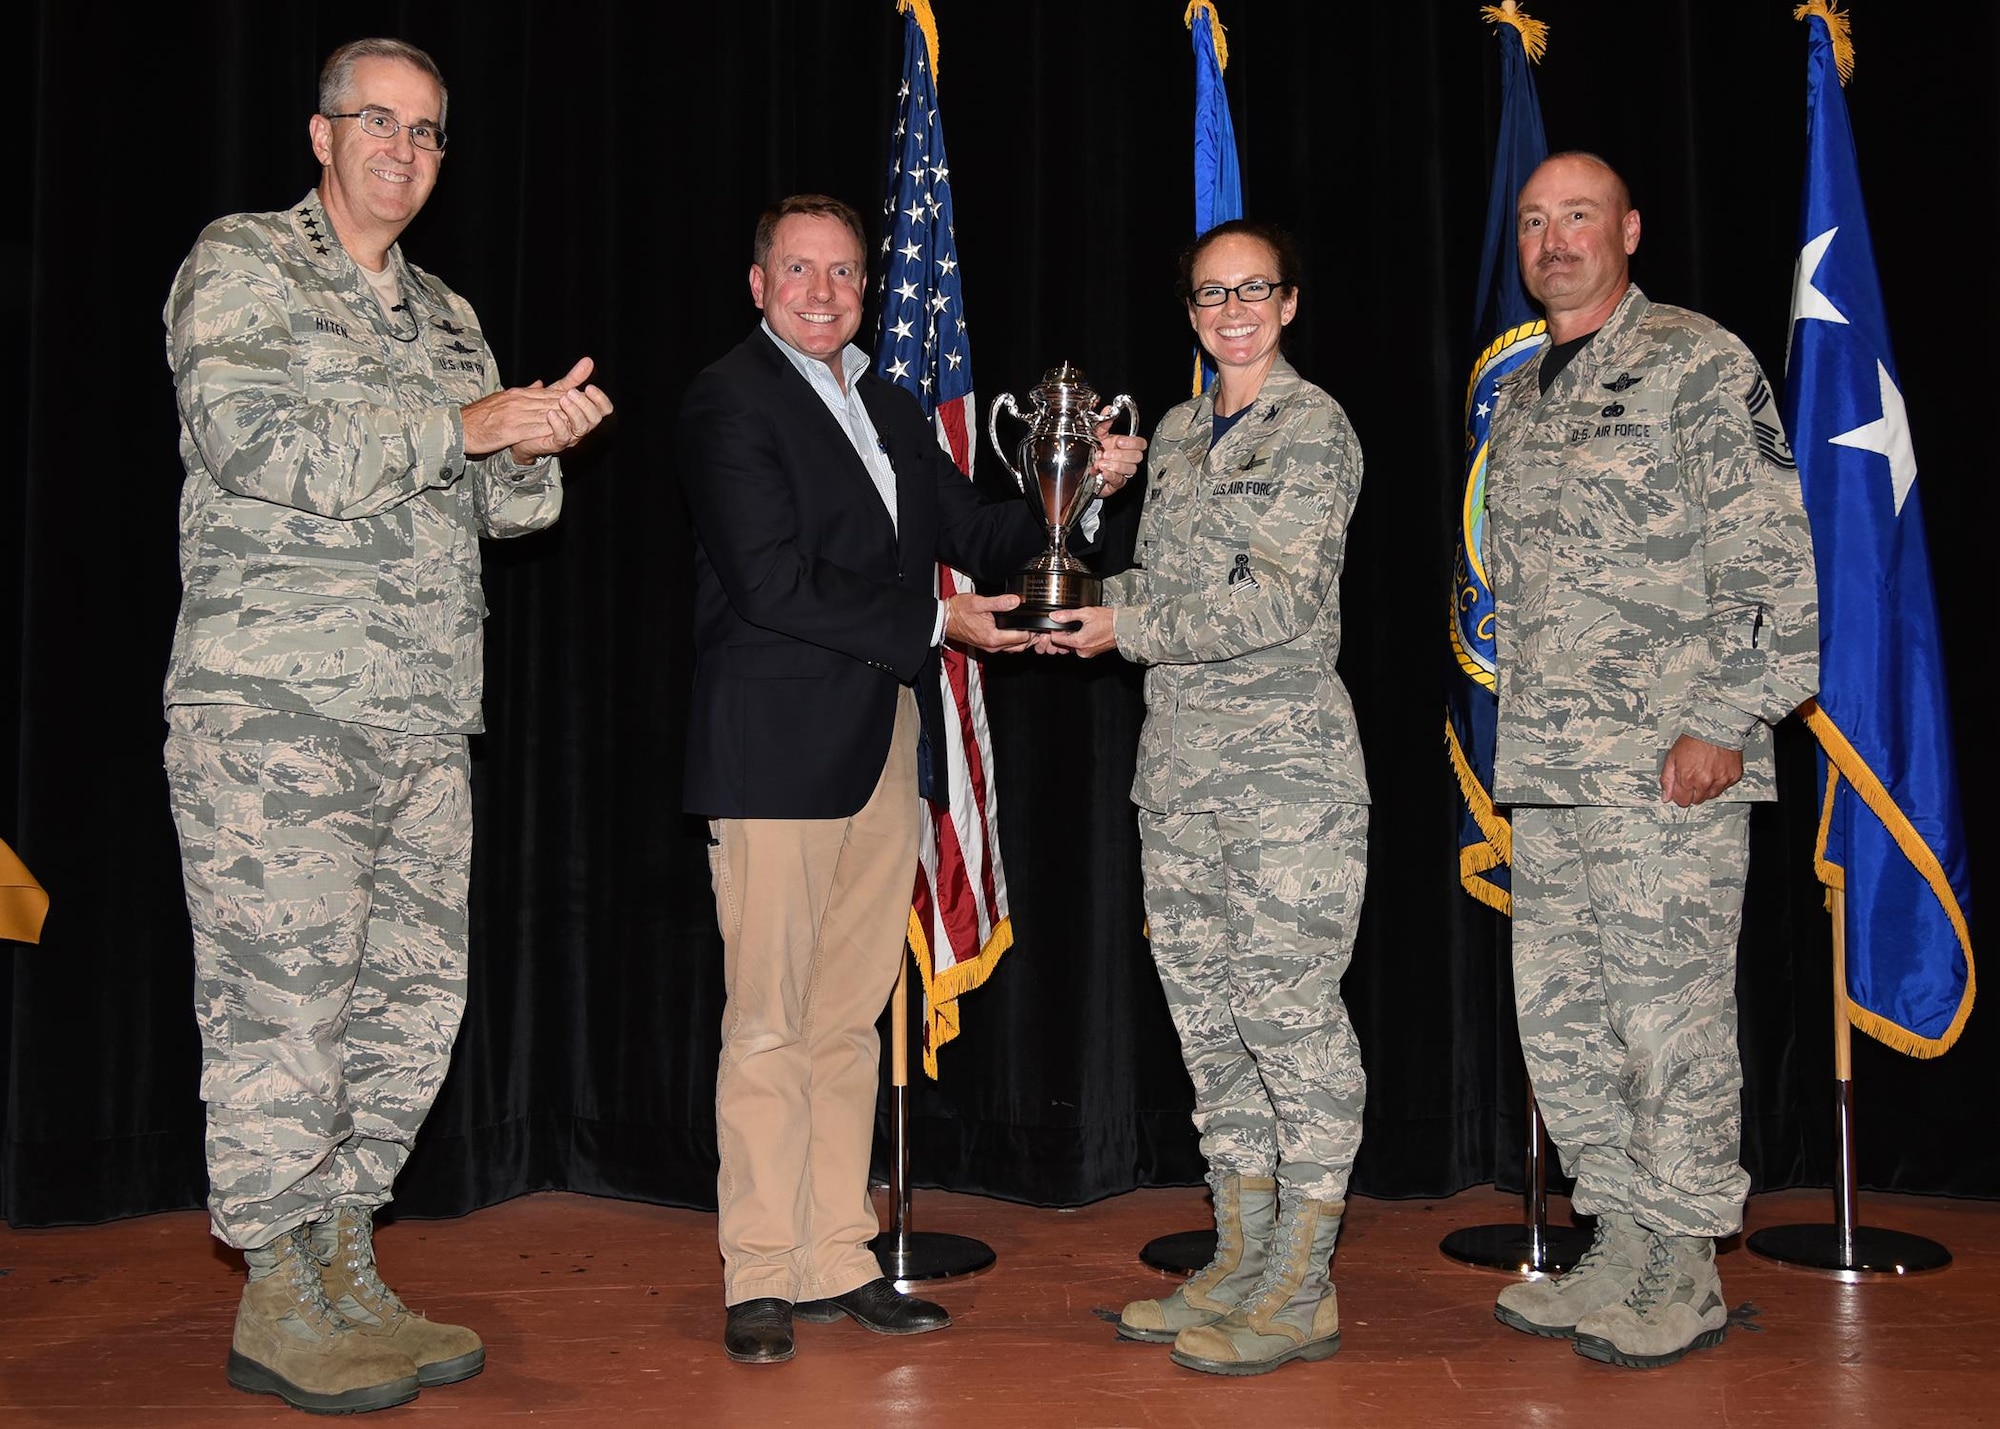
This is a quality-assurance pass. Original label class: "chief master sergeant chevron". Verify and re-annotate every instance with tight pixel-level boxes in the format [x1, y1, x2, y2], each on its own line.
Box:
[1483, 152, 1818, 1369]
[161, 37, 611, 1416]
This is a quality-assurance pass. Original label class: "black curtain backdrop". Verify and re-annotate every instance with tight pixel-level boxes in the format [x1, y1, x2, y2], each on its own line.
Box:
[4, 2, 1994, 1228]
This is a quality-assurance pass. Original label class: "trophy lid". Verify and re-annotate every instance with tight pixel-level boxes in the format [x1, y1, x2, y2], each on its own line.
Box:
[1033, 362, 1099, 408]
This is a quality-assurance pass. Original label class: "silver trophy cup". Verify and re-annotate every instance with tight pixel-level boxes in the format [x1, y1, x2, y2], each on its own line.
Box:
[988, 363, 1139, 631]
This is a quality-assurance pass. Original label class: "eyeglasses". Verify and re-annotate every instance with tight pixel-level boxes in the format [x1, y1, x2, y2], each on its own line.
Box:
[324, 107, 447, 153]
[1189, 279, 1287, 307]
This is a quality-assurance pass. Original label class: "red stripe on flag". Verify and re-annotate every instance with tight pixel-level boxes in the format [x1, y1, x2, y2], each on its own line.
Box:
[938, 397, 973, 474]
[941, 634, 1002, 938]
[932, 791, 983, 972]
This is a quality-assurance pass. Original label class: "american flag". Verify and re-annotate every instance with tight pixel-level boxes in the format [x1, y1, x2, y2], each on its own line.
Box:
[875, 0, 1012, 1078]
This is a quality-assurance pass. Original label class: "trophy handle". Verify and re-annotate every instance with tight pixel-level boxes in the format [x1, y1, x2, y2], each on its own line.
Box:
[1104, 393, 1141, 441]
[987, 393, 1028, 491]
[1079, 393, 1141, 507]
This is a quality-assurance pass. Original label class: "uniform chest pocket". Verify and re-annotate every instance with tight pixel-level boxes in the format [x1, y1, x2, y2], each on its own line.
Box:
[422, 326, 491, 401]
[292, 315, 378, 400]
[1572, 402, 1667, 471]
[1559, 409, 1678, 546]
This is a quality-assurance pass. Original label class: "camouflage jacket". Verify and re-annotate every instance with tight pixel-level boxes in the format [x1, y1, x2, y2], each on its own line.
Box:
[1107, 356, 1369, 813]
[162, 192, 562, 734]
[1486, 285, 1819, 806]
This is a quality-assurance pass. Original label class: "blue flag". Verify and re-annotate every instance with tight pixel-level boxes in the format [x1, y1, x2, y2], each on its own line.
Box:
[1786, 6, 1973, 1055]
[1188, 0, 1242, 394]
[1447, 5, 1550, 915]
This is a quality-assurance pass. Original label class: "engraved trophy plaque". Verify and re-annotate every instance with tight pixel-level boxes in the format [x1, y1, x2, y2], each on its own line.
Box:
[987, 363, 1139, 631]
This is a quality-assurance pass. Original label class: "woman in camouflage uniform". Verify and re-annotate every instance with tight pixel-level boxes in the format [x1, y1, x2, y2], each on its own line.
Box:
[1041, 220, 1369, 1377]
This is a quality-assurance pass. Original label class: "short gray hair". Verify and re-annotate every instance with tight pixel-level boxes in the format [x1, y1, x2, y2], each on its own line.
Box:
[318, 38, 449, 127]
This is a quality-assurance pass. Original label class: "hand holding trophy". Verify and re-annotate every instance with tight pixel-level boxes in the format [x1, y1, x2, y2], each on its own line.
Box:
[988, 363, 1139, 631]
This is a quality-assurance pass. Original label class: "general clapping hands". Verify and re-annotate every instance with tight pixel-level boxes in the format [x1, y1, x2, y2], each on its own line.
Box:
[461, 357, 615, 463]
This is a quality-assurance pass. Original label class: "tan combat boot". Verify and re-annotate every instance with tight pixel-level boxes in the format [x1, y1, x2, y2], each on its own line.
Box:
[1572, 1233, 1728, 1367]
[311, 1208, 486, 1386]
[1494, 1210, 1651, 1339]
[227, 1226, 422, 1414]
[1168, 1195, 1344, 1376]
[1118, 1173, 1277, 1343]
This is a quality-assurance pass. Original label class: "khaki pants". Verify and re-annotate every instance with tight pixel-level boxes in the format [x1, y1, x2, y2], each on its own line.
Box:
[708, 690, 919, 1305]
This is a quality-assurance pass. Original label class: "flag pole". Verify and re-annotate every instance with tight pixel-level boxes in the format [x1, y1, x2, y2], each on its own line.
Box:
[1439, 1084, 1590, 1275]
[1433, 1, 1587, 1279]
[1438, 933, 1588, 1276]
[1747, 889, 1950, 1276]
[868, 958, 995, 1282]
[1146, 1074, 1592, 1279]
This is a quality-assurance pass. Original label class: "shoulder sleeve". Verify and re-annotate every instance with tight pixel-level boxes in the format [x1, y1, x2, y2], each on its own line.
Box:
[165, 220, 463, 519]
[1675, 336, 1821, 744]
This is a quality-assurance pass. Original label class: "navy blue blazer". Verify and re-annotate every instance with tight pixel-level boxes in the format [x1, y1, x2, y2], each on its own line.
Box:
[677, 330, 1045, 819]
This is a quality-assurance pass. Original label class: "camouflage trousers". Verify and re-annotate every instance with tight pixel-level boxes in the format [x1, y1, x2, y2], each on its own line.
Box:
[164, 704, 473, 1249]
[1511, 802, 1752, 1238]
[1138, 801, 1369, 1202]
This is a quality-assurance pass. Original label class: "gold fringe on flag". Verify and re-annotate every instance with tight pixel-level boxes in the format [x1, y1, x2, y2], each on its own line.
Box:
[1794, 0, 1856, 85]
[907, 909, 1014, 1078]
[1804, 700, 1974, 1057]
[1185, 0, 1229, 70]
[1445, 720, 1514, 914]
[898, 0, 941, 77]
[1480, 1, 1549, 64]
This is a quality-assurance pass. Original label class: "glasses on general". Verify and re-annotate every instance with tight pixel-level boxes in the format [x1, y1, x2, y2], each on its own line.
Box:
[1189, 279, 1287, 307]
[323, 107, 448, 153]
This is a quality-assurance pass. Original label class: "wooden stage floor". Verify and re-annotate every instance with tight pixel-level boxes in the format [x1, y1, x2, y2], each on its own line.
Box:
[2, 1185, 1995, 1426]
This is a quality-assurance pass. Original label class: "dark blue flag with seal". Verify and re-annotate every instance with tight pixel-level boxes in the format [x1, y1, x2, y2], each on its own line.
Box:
[1446, 3, 1550, 915]
[1785, 1, 1973, 1054]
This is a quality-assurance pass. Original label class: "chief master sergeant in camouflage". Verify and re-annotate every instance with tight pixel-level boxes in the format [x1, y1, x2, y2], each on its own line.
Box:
[1484, 153, 1818, 1369]
[161, 37, 612, 1415]
[1044, 220, 1369, 1378]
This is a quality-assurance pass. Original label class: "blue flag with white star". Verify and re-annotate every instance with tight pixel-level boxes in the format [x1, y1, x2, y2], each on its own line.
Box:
[1188, 1, 1242, 394]
[1786, 7, 1973, 1054]
[1447, 4, 1550, 916]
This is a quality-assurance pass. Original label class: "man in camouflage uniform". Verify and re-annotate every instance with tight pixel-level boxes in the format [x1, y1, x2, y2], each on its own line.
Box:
[162, 37, 612, 1415]
[1485, 153, 1818, 1368]
[1045, 219, 1369, 1378]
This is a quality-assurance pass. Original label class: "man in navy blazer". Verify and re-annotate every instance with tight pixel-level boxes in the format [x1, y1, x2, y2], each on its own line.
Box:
[677, 195, 1143, 1364]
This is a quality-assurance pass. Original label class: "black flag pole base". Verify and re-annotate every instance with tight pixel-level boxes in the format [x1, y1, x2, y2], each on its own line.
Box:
[1439, 1222, 1593, 1276]
[869, 1229, 997, 1283]
[1139, 1229, 1216, 1275]
[1747, 1224, 1952, 1279]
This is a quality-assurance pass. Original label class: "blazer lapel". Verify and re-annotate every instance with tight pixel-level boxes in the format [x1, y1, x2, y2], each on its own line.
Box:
[749, 333, 898, 542]
[858, 376, 927, 558]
